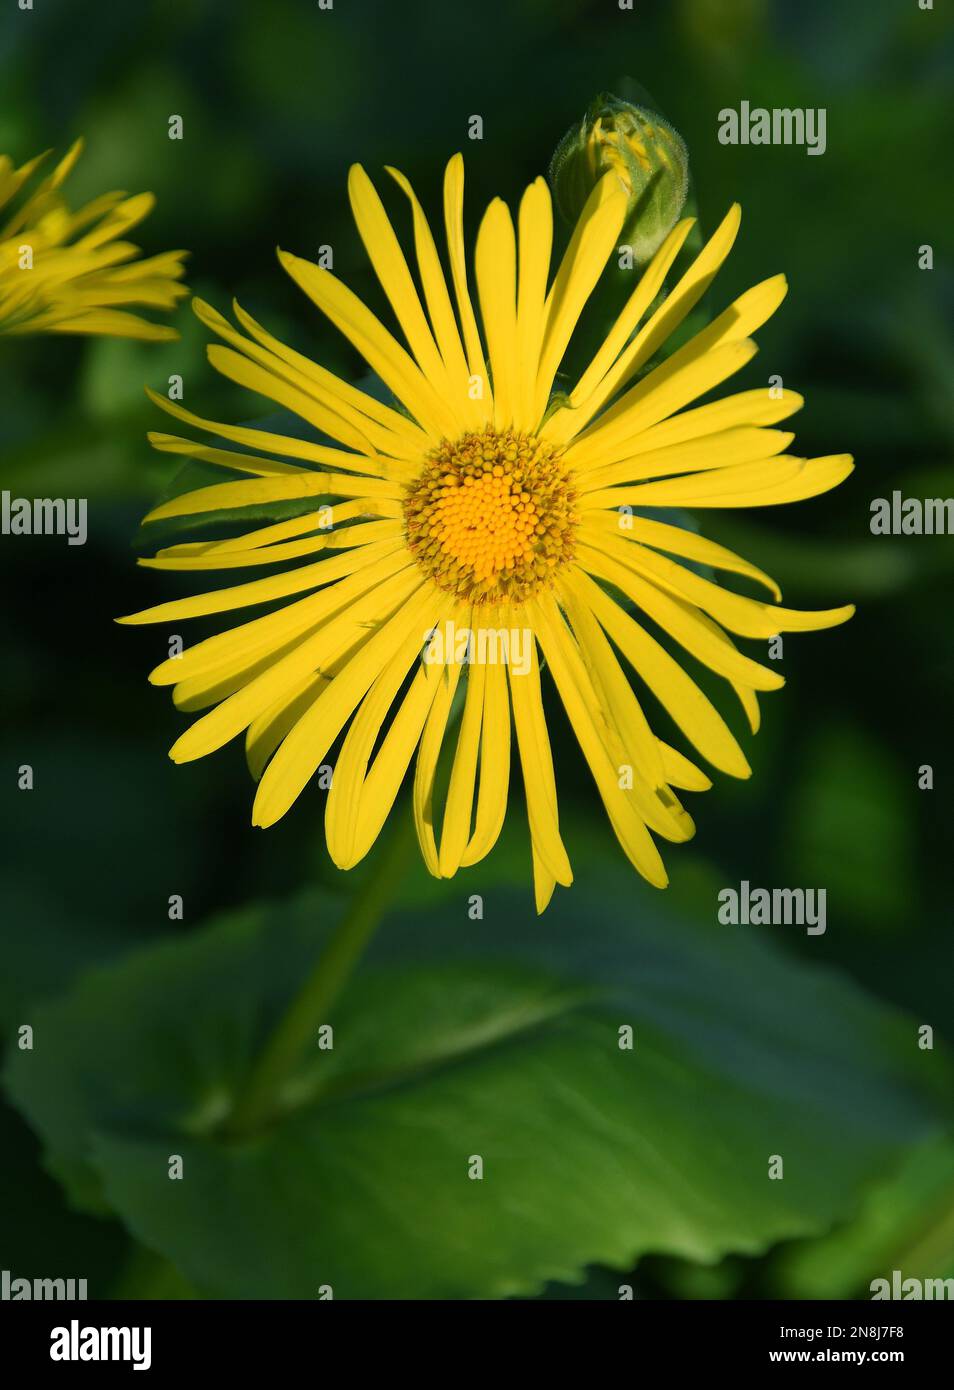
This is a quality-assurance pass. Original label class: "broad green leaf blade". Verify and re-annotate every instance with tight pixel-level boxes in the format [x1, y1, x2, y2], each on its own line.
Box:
[774, 1134, 954, 1299]
[4, 862, 949, 1299]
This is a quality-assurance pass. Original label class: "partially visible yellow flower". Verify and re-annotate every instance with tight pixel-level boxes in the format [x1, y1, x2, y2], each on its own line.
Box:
[0, 138, 187, 339]
[120, 155, 853, 912]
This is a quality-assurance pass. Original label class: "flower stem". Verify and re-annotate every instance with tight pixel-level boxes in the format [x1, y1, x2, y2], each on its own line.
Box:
[224, 812, 415, 1137]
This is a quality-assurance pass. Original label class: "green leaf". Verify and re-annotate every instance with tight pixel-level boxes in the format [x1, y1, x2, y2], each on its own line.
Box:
[774, 1134, 954, 1299]
[0, 1098, 128, 1292]
[4, 853, 949, 1299]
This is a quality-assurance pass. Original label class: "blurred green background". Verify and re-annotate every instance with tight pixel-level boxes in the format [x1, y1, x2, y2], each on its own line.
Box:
[1, 0, 953, 1300]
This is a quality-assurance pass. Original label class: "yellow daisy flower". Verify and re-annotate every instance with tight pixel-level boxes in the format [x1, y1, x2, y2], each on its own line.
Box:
[120, 155, 853, 911]
[0, 138, 187, 340]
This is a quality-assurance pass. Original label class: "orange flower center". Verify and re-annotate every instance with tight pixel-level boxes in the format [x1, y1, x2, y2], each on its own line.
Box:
[403, 427, 578, 604]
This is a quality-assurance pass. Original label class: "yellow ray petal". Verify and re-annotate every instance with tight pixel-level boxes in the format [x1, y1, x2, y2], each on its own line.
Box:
[612, 453, 855, 509]
[252, 583, 435, 827]
[73, 192, 155, 250]
[144, 390, 390, 476]
[683, 606, 764, 735]
[279, 248, 460, 439]
[559, 571, 666, 788]
[42, 309, 178, 341]
[246, 674, 328, 782]
[580, 513, 781, 600]
[531, 844, 557, 915]
[142, 468, 401, 527]
[460, 617, 512, 866]
[578, 539, 788, 676]
[193, 296, 423, 465]
[544, 215, 694, 446]
[507, 630, 573, 887]
[572, 567, 753, 777]
[529, 595, 671, 884]
[533, 176, 628, 421]
[543, 588, 696, 843]
[620, 386, 806, 455]
[177, 569, 427, 776]
[0, 148, 54, 215]
[414, 657, 464, 876]
[386, 165, 485, 429]
[168, 567, 422, 763]
[144, 547, 413, 688]
[146, 432, 304, 478]
[514, 177, 553, 432]
[438, 651, 486, 877]
[207, 344, 379, 456]
[327, 596, 452, 867]
[549, 204, 742, 442]
[578, 425, 793, 491]
[570, 270, 787, 447]
[162, 500, 389, 557]
[339, 645, 453, 867]
[230, 297, 431, 460]
[475, 198, 518, 430]
[172, 617, 328, 713]
[348, 164, 451, 390]
[569, 338, 760, 469]
[141, 519, 401, 571]
[443, 153, 488, 389]
[120, 535, 406, 625]
[657, 740, 712, 791]
[582, 528, 781, 638]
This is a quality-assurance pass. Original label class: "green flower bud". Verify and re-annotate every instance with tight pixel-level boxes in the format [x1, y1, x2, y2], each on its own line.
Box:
[549, 94, 690, 265]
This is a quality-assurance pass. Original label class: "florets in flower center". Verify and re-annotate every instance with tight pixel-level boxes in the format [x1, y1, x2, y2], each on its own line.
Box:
[403, 427, 578, 604]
